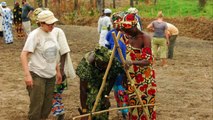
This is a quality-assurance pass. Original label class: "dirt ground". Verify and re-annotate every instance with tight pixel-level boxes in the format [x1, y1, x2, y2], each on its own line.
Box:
[0, 25, 212, 120]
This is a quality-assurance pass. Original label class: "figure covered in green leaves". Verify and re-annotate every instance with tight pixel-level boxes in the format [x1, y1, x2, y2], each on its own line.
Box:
[76, 46, 124, 120]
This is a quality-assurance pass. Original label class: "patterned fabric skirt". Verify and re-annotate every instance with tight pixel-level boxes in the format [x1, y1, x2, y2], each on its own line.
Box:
[52, 76, 67, 116]
[113, 74, 129, 117]
[126, 46, 157, 120]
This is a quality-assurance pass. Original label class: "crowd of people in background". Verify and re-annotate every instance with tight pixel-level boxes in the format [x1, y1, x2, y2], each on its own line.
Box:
[0, 0, 34, 44]
[0, 0, 179, 119]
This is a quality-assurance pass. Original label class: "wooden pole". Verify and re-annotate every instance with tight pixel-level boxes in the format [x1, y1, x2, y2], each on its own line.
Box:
[112, 32, 150, 120]
[89, 32, 122, 120]
[73, 103, 157, 120]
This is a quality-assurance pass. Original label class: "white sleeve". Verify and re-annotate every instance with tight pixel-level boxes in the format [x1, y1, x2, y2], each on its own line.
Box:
[57, 28, 70, 55]
[23, 32, 37, 53]
[106, 17, 112, 29]
[97, 17, 102, 33]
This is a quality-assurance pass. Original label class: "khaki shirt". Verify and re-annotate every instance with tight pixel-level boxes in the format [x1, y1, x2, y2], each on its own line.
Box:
[167, 22, 179, 35]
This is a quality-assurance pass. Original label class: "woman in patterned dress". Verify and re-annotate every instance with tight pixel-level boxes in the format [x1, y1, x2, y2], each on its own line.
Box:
[13, 2, 24, 38]
[1, 2, 13, 44]
[121, 13, 157, 120]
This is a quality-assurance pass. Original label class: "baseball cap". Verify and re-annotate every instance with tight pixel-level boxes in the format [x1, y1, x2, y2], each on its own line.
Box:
[37, 10, 58, 24]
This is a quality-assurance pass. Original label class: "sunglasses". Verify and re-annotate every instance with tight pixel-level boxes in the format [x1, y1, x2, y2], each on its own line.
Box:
[45, 23, 55, 26]
[41, 22, 55, 26]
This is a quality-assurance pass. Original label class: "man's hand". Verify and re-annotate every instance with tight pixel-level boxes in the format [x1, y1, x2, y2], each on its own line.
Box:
[25, 75, 33, 88]
[56, 72, 62, 84]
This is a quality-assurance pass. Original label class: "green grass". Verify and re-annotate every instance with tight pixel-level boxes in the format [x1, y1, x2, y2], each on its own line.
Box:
[1, 0, 212, 20]
[119, 0, 213, 19]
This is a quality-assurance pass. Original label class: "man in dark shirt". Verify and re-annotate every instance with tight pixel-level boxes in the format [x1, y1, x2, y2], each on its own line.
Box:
[21, 0, 34, 36]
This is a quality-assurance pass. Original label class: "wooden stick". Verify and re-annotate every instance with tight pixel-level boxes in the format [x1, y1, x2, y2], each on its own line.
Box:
[112, 32, 150, 120]
[89, 32, 122, 120]
[72, 104, 158, 120]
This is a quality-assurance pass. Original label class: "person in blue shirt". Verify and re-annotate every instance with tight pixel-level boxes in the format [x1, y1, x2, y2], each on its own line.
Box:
[105, 12, 129, 119]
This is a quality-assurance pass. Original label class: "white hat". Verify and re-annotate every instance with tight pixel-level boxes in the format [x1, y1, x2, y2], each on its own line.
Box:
[127, 7, 138, 14]
[1, 2, 7, 7]
[104, 8, 112, 14]
[37, 10, 58, 24]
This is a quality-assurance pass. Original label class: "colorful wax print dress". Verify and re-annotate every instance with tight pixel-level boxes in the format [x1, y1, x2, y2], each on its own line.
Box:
[126, 43, 157, 120]
[2, 7, 13, 44]
[13, 6, 24, 37]
[52, 75, 67, 116]
[76, 50, 123, 120]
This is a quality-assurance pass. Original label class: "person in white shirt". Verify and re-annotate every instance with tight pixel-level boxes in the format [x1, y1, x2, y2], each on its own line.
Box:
[166, 22, 179, 59]
[20, 10, 62, 120]
[32, 8, 76, 120]
[97, 8, 112, 46]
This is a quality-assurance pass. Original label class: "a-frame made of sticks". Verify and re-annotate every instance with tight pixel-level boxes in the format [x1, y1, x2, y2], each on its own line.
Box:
[73, 31, 155, 120]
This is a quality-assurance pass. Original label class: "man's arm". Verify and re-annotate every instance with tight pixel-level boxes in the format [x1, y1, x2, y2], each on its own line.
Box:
[80, 80, 88, 112]
[20, 51, 33, 87]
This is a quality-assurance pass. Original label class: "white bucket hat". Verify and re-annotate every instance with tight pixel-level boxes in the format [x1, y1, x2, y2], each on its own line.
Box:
[37, 10, 58, 24]
[104, 8, 112, 14]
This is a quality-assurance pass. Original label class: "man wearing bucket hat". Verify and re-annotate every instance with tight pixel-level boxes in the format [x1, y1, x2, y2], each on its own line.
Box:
[34, 8, 76, 120]
[33, 8, 76, 120]
[97, 8, 112, 46]
[20, 10, 62, 120]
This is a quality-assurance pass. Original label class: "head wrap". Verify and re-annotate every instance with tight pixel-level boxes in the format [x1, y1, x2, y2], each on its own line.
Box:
[121, 13, 137, 29]
[15, 2, 20, 6]
[94, 46, 111, 63]
[127, 7, 138, 14]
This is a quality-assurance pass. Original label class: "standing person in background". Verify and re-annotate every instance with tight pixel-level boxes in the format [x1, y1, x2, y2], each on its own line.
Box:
[166, 22, 179, 59]
[105, 12, 129, 119]
[20, 10, 62, 120]
[0, 3, 4, 37]
[127, 7, 143, 31]
[121, 13, 156, 120]
[1, 2, 13, 44]
[13, 2, 24, 38]
[147, 11, 169, 67]
[97, 8, 112, 46]
[98, 9, 105, 19]
[21, 0, 34, 36]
